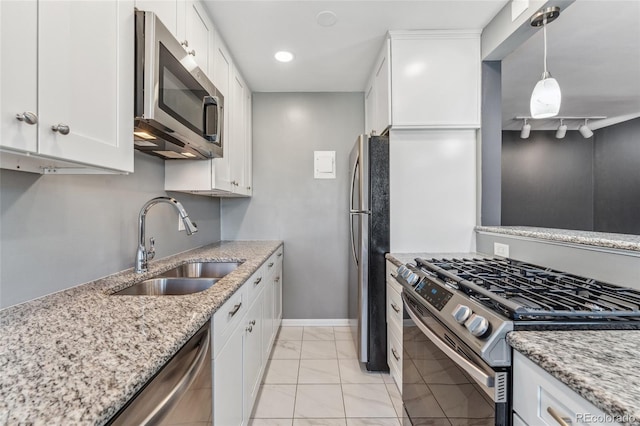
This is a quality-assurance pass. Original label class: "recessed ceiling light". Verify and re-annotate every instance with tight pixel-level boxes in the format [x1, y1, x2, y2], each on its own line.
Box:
[316, 10, 337, 27]
[275, 51, 294, 63]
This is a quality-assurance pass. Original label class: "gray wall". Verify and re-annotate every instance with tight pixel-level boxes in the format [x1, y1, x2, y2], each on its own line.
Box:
[480, 61, 502, 226]
[501, 130, 594, 230]
[501, 118, 640, 233]
[594, 118, 640, 234]
[0, 152, 221, 308]
[221, 92, 364, 320]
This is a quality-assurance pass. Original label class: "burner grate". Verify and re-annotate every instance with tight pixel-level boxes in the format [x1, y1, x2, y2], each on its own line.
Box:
[416, 257, 640, 321]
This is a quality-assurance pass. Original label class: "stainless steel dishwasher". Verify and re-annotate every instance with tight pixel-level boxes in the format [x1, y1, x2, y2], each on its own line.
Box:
[109, 322, 212, 425]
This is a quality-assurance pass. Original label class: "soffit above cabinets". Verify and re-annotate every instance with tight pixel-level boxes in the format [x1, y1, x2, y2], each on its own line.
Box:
[202, 1, 509, 92]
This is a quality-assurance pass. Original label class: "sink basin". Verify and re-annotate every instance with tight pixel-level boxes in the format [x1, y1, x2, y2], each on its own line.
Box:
[113, 278, 218, 296]
[157, 261, 242, 279]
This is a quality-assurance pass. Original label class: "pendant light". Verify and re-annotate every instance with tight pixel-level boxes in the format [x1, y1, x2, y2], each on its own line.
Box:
[530, 7, 562, 119]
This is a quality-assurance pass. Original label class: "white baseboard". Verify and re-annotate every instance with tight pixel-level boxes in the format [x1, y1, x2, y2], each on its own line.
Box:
[281, 318, 353, 327]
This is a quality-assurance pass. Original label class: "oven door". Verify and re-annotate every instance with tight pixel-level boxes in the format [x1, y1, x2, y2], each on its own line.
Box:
[401, 292, 510, 426]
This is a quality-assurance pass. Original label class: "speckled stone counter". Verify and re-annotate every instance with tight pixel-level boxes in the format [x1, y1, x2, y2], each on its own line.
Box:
[0, 240, 281, 426]
[509, 331, 640, 426]
[476, 225, 640, 252]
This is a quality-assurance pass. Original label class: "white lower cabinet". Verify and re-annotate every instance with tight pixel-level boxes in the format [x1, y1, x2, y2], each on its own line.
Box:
[212, 246, 283, 425]
[513, 350, 620, 426]
[385, 260, 402, 393]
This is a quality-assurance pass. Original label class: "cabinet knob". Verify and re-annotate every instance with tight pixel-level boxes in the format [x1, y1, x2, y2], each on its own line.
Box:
[246, 186, 251, 190]
[51, 124, 70, 135]
[16, 111, 38, 125]
[250, 319, 256, 326]
[181, 40, 189, 48]
[246, 325, 253, 333]
[187, 49, 196, 56]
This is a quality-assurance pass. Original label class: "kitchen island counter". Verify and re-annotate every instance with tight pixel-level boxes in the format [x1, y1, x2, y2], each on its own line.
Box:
[0, 240, 281, 425]
[509, 330, 640, 426]
[476, 225, 640, 252]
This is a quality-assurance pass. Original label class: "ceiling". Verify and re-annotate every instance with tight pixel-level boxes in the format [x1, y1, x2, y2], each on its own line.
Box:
[501, 0, 640, 131]
[203, 0, 509, 92]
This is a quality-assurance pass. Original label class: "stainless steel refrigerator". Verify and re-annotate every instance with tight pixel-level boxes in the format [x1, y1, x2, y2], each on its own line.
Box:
[348, 134, 389, 371]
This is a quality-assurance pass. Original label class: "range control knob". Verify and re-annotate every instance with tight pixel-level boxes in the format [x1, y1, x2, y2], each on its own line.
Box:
[465, 314, 490, 337]
[406, 273, 419, 286]
[397, 265, 407, 277]
[452, 304, 472, 324]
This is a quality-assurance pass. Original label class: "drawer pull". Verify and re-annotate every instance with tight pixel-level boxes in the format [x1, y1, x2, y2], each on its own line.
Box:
[268, 262, 274, 268]
[275, 276, 280, 282]
[229, 302, 242, 317]
[546, 407, 572, 426]
[391, 347, 400, 361]
[246, 325, 253, 333]
[277, 253, 282, 257]
[254, 277, 262, 286]
[391, 303, 400, 313]
[250, 319, 256, 326]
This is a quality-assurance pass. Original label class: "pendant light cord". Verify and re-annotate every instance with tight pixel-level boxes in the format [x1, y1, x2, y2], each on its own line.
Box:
[543, 16, 548, 76]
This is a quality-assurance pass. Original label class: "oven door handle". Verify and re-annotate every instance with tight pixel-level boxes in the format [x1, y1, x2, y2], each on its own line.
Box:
[401, 292, 495, 388]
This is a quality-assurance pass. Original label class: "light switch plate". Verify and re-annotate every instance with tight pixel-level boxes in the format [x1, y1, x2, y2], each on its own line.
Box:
[314, 151, 336, 179]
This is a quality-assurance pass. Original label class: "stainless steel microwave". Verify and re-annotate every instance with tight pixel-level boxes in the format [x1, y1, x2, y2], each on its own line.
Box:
[134, 10, 223, 160]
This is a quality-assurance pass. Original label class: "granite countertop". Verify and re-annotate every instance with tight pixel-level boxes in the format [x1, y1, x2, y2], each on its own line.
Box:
[509, 331, 640, 426]
[0, 240, 281, 425]
[476, 225, 640, 252]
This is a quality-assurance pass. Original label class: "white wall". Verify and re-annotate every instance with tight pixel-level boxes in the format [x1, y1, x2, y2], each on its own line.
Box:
[0, 152, 221, 308]
[221, 92, 364, 319]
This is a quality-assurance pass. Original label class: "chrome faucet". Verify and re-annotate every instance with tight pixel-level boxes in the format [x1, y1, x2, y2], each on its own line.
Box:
[135, 196, 198, 273]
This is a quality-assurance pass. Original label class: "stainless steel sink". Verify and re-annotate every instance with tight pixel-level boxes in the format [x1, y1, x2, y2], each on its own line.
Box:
[157, 261, 242, 279]
[113, 278, 218, 296]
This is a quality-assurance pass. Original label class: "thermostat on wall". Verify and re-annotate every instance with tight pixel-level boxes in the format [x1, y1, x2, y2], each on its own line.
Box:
[314, 151, 336, 179]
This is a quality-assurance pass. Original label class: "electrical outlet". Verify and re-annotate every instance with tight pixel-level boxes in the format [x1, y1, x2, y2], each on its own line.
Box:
[178, 217, 185, 231]
[494, 242, 510, 258]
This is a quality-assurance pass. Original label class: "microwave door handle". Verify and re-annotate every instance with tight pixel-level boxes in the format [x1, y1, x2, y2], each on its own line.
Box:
[202, 95, 218, 142]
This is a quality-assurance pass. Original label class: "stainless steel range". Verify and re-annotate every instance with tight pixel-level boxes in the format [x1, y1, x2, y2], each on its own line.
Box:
[395, 256, 640, 426]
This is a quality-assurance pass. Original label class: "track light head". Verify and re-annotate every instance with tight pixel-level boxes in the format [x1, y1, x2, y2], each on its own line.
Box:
[520, 119, 531, 139]
[555, 119, 567, 139]
[578, 119, 593, 138]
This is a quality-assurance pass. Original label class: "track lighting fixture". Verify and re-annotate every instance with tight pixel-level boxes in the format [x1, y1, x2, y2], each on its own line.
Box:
[520, 118, 531, 139]
[530, 7, 562, 119]
[578, 119, 594, 138]
[555, 119, 567, 139]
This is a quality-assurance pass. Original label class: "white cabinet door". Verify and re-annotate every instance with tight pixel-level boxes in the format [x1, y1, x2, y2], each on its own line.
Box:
[184, 1, 212, 76]
[212, 36, 233, 192]
[243, 91, 253, 196]
[364, 83, 375, 136]
[373, 40, 391, 135]
[229, 69, 247, 193]
[0, 0, 38, 153]
[274, 256, 283, 328]
[134, 0, 179, 36]
[243, 297, 263, 422]
[262, 271, 274, 361]
[391, 32, 480, 128]
[38, 0, 133, 172]
[213, 322, 243, 426]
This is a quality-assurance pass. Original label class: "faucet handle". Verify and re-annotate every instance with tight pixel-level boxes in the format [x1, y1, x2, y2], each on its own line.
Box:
[148, 237, 156, 261]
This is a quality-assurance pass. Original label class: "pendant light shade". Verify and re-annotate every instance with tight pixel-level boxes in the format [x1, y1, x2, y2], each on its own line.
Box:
[529, 7, 561, 119]
[531, 77, 561, 118]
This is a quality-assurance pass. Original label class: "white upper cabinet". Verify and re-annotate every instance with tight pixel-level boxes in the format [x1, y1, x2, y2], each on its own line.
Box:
[1, 0, 38, 153]
[1, 0, 133, 174]
[164, 8, 253, 198]
[183, 1, 213, 76]
[390, 31, 481, 128]
[134, 0, 178, 35]
[364, 31, 481, 131]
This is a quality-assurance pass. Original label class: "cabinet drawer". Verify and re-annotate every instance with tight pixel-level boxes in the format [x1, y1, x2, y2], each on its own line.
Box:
[264, 249, 280, 278]
[386, 282, 403, 332]
[513, 351, 619, 426]
[212, 284, 247, 359]
[386, 261, 402, 294]
[387, 326, 402, 392]
[246, 266, 266, 306]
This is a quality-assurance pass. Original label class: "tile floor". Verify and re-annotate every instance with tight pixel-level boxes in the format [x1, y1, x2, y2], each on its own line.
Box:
[250, 326, 403, 426]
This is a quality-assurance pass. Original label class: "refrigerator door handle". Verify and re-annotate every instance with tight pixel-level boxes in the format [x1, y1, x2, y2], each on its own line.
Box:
[349, 154, 358, 212]
[349, 212, 359, 267]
